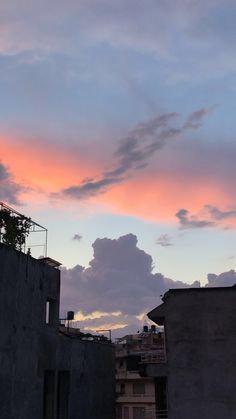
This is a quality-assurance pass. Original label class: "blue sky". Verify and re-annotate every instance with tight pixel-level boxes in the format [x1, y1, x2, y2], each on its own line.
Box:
[1, 0, 236, 335]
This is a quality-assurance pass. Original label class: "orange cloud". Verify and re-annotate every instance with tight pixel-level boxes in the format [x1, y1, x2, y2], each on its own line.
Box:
[101, 171, 233, 223]
[1, 134, 235, 226]
[0, 135, 101, 192]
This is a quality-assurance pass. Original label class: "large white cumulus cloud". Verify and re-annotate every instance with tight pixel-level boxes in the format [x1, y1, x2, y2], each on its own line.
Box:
[60, 233, 200, 335]
[60, 234, 236, 336]
[206, 270, 236, 287]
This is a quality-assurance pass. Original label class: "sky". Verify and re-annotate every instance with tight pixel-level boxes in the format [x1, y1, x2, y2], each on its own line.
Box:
[1, 0, 236, 337]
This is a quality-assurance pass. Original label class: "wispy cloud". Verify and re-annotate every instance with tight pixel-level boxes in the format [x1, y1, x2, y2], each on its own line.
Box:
[176, 208, 215, 229]
[176, 205, 236, 230]
[206, 205, 236, 221]
[72, 233, 83, 241]
[57, 108, 211, 200]
[1, 0, 235, 85]
[156, 234, 173, 247]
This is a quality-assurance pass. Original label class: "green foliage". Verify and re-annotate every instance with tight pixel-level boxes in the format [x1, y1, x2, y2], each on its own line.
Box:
[0, 209, 31, 251]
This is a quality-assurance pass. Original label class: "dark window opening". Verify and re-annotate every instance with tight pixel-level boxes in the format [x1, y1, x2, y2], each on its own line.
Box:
[120, 383, 125, 395]
[155, 376, 168, 418]
[133, 382, 145, 395]
[57, 371, 70, 419]
[126, 355, 141, 371]
[133, 406, 145, 419]
[124, 406, 129, 419]
[116, 405, 122, 419]
[43, 370, 55, 419]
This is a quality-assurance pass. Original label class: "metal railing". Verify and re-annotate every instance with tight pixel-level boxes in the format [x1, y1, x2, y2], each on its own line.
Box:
[140, 347, 166, 364]
[143, 408, 168, 418]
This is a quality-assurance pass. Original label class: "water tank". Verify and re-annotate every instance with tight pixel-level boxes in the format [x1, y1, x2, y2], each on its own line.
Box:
[67, 311, 74, 320]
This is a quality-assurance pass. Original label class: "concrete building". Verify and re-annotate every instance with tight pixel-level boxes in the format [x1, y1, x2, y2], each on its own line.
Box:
[115, 328, 166, 419]
[0, 240, 115, 419]
[143, 287, 236, 419]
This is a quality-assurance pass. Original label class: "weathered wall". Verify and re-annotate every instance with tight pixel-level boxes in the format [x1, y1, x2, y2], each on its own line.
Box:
[0, 243, 60, 419]
[58, 337, 115, 419]
[163, 289, 236, 419]
[0, 244, 115, 419]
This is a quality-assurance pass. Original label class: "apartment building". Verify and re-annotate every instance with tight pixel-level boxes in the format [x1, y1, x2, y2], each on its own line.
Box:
[143, 287, 236, 419]
[115, 327, 166, 419]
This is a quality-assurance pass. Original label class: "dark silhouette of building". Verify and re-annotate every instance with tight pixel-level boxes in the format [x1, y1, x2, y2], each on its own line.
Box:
[0, 241, 115, 419]
[141, 287, 236, 419]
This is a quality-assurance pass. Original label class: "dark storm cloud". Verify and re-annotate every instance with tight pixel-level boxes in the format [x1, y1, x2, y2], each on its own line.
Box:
[0, 162, 23, 205]
[57, 108, 211, 200]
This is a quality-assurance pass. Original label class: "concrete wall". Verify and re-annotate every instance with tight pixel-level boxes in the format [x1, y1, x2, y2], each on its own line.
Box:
[149, 288, 236, 419]
[0, 243, 115, 419]
[58, 336, 115, 419]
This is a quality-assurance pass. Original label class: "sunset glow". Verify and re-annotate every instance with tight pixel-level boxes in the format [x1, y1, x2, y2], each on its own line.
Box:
[1, 0, 236, 335]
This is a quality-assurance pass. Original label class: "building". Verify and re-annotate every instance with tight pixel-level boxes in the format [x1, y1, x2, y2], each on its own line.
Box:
[143, 287, 236, 419]
[115, 327, 166, 419]
[0, 206, 115, 419]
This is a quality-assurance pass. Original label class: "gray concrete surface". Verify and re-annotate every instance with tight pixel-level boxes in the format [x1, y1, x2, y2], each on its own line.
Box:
[147, 288, 236, 419]
[0, 243, 115, 419]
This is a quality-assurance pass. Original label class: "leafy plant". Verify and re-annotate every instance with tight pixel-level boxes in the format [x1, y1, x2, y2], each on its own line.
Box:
[0, 209, 31, 251]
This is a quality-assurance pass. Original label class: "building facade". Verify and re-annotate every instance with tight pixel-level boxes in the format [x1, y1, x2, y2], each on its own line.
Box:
[0, 242, 115, 419]
[115, 328, 166, 419]
[144, 287, 236, 419]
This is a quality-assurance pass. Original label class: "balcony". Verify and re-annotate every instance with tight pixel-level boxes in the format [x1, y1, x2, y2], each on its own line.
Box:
[116, 393, 155, 404]
[116, 370, 142, 380]
[140, 347, 166, 364]
[156, 409, 168, 418]
[144, 409, 168, 419]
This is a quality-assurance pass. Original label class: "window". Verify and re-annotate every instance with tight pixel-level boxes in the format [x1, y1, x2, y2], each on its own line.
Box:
[133, 382, 145, 395]
[120, 383, 125, 394]
[45, 301, 50, 324]
[45, 299, 57, 326]
[123, 406, 129, 419]
[116, 405, 122, 418]
[43, 370, 55, 419]
[126, 355, 141, 371]
[155, 377, 168, 418]
[43, 370, 70, 419]
[57, 371, 70, 419]
[133, 406, 145, 419]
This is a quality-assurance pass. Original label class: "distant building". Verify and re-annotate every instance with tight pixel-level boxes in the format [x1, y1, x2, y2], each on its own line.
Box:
[142, 287, 236, 419]
[115, 327, 166, 419]
[0, 223, 115, 419]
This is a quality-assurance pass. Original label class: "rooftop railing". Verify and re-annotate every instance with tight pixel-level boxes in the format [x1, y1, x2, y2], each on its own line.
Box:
[140, 347, 167, 364]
